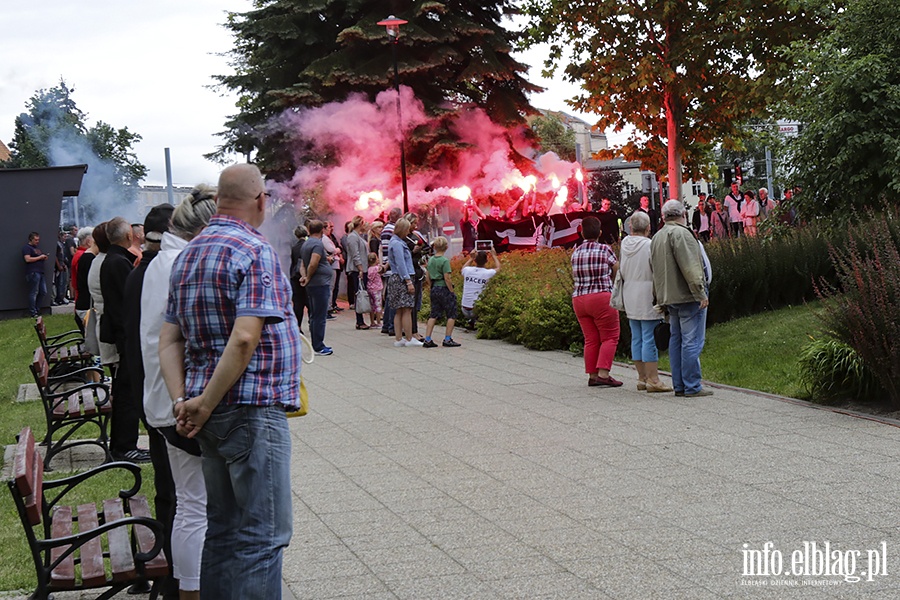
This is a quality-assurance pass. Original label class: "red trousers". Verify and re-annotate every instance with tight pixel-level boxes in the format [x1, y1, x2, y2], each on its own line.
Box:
[573, 292, 620, 374]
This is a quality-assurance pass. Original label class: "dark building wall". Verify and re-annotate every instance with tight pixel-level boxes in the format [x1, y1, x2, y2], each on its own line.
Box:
[0, 165, 87, 317]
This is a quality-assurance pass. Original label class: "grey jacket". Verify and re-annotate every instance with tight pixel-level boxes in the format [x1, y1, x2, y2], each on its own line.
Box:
[650, 221, 707, 305]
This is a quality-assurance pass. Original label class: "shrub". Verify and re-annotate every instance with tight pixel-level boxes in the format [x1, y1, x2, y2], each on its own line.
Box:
[798, 336, 884, 403]
[815, 215, 900, 406]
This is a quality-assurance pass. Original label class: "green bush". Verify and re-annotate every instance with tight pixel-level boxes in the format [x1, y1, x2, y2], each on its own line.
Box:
[798, 336, 884, 404]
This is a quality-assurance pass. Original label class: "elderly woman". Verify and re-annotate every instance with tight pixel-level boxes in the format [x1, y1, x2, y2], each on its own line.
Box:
[387, 218, 424, 347]
[571, 216, 622, 387]
[619, 211, 673, 393]
[140, 185, 217, 600]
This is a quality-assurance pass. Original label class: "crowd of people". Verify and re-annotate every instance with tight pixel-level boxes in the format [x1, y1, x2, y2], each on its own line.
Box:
[571, 200, 713, 398]
[289, 207, 502, 353]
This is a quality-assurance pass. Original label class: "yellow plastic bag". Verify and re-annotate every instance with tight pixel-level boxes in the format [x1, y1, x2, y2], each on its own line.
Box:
[287, 332, 314, 418]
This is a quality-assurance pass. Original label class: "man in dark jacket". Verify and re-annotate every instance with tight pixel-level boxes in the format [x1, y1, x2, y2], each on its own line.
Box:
[100, 216, 148, 463]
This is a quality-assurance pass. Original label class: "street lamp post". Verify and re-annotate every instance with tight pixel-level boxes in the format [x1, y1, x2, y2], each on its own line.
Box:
[377, 15, 410, 213]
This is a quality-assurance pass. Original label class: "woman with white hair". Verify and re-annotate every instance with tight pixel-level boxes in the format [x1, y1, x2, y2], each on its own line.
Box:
[140, 185, 217, 600]
[618, 211, 673, 393]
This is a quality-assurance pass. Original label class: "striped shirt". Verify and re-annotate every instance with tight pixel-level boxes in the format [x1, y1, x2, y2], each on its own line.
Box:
[165, 214, 301, 410]
[571, 240, 618, 297]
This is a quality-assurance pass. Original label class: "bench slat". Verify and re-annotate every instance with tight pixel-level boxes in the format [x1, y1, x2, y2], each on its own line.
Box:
[67, 391, 79, 416]
[24, 449, 43, 526]
[49, 506, 75, 587]
[130, 495, 169, 578]
[103, 499, 136, 581]
[77, 503, 107, 587]
[82, 388, 97, 416]
[13, 427, 35, 497]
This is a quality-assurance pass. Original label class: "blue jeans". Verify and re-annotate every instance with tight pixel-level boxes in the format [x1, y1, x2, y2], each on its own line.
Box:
[196, 405, 292, 600]
[629, 318, 662, 363]
[306, 284, 330, 351]
[25, 272, 47, 317]
[667, 302, 707, 394]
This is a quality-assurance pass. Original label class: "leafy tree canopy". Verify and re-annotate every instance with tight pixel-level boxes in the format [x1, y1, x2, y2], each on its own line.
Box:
[519, 0, 836, 200]
[530, 113, 576, 162]
[211, 0, 542, 180]
[785, 0, 900, 220]
[2, 80, 148, 216]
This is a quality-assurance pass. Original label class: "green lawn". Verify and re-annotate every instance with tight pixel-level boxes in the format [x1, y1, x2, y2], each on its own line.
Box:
[657, 302, 821, 399]
[0, 314, 155, 593]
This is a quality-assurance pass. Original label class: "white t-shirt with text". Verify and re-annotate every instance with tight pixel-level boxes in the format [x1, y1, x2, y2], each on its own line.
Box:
[461, 266, 498, 308]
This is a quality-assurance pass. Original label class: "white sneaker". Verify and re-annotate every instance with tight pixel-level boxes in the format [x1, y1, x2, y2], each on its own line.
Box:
[405, 338, 424, 347]
[393, 340, 407, 347]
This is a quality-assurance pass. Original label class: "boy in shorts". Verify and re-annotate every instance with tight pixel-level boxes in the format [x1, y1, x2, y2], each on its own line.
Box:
[423, 236, 460, 347]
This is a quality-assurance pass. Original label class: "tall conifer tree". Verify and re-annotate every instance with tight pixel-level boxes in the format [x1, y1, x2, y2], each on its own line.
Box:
[211, 0, 541, 179]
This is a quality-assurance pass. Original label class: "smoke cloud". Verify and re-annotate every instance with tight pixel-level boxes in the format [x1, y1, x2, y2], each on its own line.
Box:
[272, 86, 583, 221]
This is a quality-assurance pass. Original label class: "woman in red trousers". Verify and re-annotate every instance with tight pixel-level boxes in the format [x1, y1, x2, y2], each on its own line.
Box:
[571, 216, 622, 387]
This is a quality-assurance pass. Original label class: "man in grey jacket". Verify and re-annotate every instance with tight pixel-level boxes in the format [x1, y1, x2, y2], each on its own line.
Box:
[650, 200, 712, 398]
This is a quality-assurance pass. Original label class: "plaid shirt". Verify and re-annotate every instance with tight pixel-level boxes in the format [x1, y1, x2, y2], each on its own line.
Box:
[165, 214, 301, 410]
[571, 240, 618, 297]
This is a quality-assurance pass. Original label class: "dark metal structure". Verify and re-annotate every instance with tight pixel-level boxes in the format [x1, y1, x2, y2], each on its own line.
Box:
[0, 165, 87, 318]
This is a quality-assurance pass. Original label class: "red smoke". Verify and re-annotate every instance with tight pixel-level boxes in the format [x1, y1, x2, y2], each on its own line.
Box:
[273, 86, 583, 218]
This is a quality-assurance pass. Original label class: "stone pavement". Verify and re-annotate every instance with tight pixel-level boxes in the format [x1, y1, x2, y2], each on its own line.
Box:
[285, 311, 900, 599]
[7, 307, 900, 598]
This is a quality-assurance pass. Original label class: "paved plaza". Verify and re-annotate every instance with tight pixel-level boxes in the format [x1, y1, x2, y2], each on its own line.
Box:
[6, 306, 900, 599]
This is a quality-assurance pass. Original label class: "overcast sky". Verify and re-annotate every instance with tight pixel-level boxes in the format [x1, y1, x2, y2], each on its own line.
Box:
[0, 2, 603, 187]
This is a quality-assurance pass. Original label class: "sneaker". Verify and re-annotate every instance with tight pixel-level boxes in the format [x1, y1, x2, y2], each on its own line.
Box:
[326, 314, 336, 320]
[113, 448, 152, 464]
[405, 338, 424, 347]
[422, 340, 438, 348]
[674, 390, 685, 397]
[393, 340, 407, 347]
[315, 347, 334, 356]
[442, 339, 461, 347]
[685, 389, 714, 398]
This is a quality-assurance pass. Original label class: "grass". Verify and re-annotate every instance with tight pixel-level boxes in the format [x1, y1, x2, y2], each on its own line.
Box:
[0, 313, 155, 593]
[656, 302, 821, 399]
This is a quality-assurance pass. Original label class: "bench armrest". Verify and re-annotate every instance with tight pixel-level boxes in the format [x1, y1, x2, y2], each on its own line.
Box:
[46, 367, 110, 396]
[43, 330, 85, 345]
[46, 380, 111, 406]
[42, 461, 142, 513]
[36, 515, 165, 571]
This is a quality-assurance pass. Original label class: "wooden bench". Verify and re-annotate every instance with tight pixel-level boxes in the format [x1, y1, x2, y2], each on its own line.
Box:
[33, 316, 94, 378]
[30, 347, 112, 470]
[7, 427, 169, 600]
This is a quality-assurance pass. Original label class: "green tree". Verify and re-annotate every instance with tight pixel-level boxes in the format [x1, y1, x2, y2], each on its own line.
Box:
[211, 0, 541, 179]
[588, 168, 626, 211]
[2, 80, 148, 215]
[520, 0, 834, 201]
[530, 113, 576, 161]
[786, 0, 900, 220]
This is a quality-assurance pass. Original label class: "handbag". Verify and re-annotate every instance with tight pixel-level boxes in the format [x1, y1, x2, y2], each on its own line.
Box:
[355, 287, 371, 314]
[286, 332, 314, 418]
[83, 308, 100, 356]
[609, 269, 625, 311]
[654, 319, 671, 352]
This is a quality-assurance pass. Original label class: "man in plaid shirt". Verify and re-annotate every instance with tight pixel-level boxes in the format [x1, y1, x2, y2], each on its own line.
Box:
[159, 163, 300, 600]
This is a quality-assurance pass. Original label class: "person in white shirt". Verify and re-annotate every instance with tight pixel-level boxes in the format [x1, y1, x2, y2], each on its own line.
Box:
[460, 248, 501, 331]
[723, 182, 744, 237]
[740, 190, 760, 237]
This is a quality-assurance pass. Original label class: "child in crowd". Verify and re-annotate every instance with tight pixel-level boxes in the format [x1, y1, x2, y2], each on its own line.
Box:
[423, 237, 460, 348]
[366, 252, 384, 328]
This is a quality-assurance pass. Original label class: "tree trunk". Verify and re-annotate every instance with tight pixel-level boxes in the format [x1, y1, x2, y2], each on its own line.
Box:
[664, 87, 683, 203]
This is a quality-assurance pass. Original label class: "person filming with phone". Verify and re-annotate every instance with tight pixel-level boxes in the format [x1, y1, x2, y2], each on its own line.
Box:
[460, 243, 500, 331]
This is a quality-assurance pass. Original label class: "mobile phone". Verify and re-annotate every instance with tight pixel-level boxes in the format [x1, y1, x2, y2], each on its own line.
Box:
[475, 240, 493, 251]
